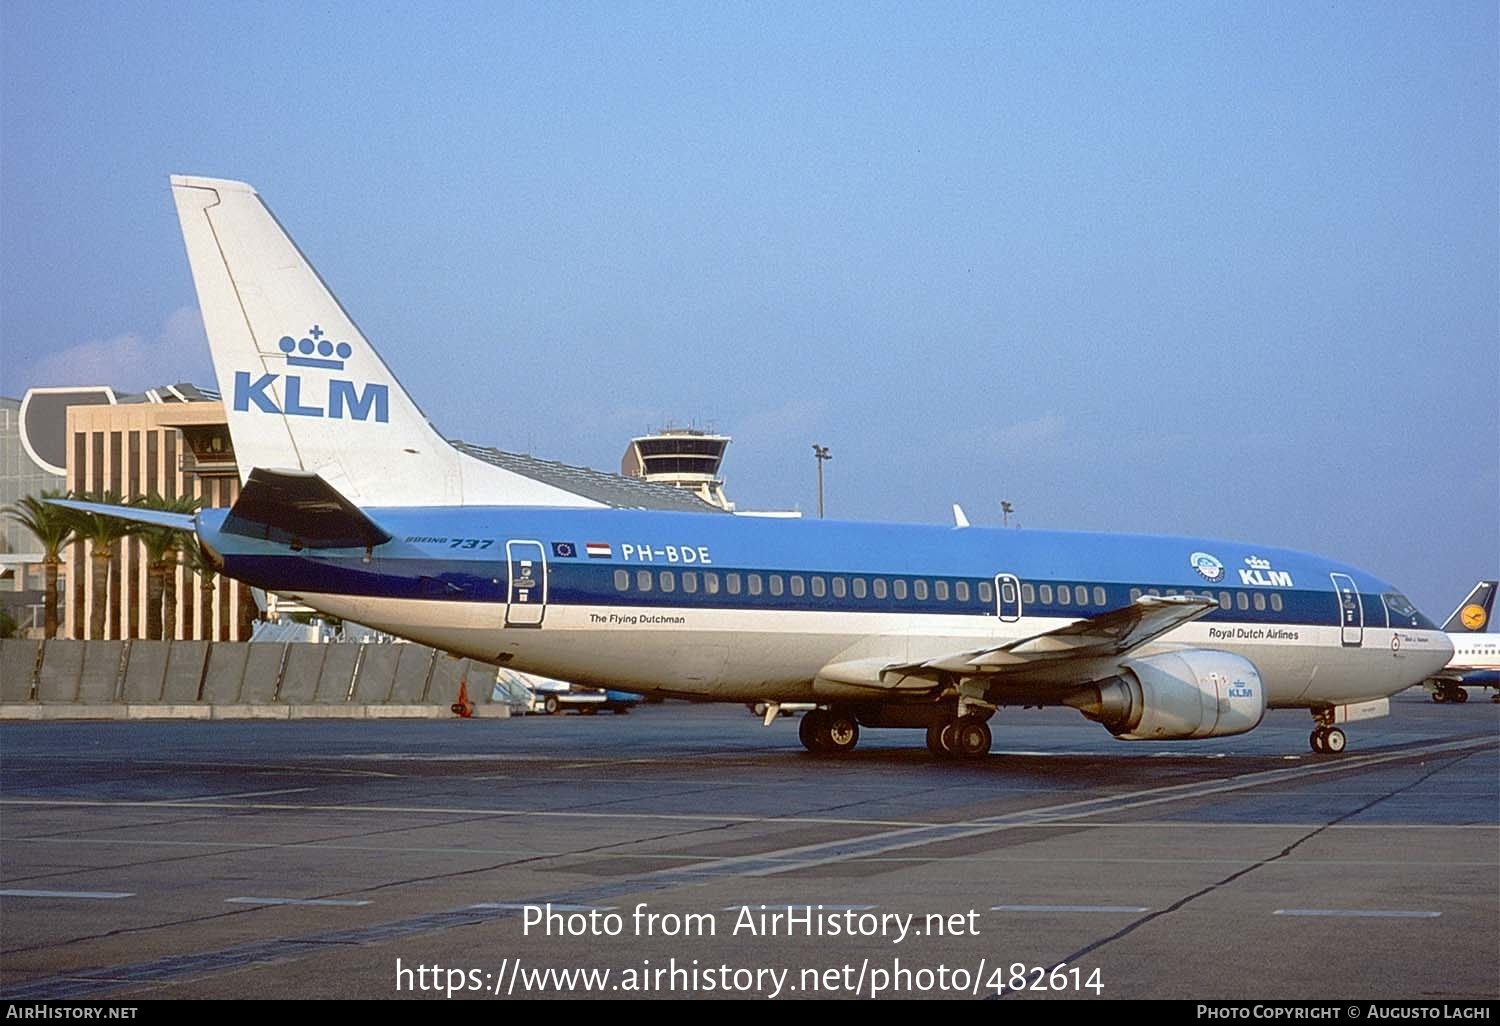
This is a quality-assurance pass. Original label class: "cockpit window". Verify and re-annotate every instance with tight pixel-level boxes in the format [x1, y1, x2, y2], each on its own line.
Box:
[1382, 592, 1422, 627]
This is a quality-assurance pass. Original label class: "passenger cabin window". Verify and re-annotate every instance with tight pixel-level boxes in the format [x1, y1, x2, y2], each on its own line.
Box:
[636, 570, 653, 592]
[790, 575, 805, 597]
[1270, 593, 1283, 612]
[726, 572, 742, 595]
[769, 575, 784, 597]
[1058, 584, 1071, 604]
[1021, 583, 1035, 603]
[1253, 593, 1266, 611]
[853, 578, 868, 599]
[682, 571, 698, 594]
[831, 577, 846, 598]
[955, 581, 971, 603]
[1039, 584, 1053, 604]
[873, 579, 887, 599]
[1218, 591, 1231, 610]
[748, 574, 763, 596]
[704, 572, 720, 595]
[892, 580, 908, 601]
[1236, 592, 1249, 611]
[978, 581, 994, 603]
[1130, 588, 1143, 602]
[660, 571, 675, 593]
[913, 580, 929, 601]
[934, 580, 949, 601]
[812, 576, 827, 598]
[614, 569, 630, 591]
[1093, 586, 1107, 606]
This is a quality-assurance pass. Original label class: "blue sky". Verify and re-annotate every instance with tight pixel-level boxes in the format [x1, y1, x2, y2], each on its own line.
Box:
[2, 2, 1495, 617]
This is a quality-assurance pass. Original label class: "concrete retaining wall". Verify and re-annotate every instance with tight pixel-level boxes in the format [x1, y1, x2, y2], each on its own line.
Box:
[0, 639, 507, 719]
[1, 640, 42, 702]
[122, 641, 170, 704]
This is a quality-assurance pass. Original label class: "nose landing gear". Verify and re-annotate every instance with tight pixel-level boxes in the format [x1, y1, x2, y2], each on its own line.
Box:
[1309, 726, 1346, 754]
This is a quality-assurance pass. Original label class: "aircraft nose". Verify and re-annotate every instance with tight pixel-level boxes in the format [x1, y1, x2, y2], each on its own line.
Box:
[1414, 631, 1455, 680]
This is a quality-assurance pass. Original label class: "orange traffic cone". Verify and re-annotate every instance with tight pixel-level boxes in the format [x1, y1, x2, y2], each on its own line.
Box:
[450, 677, 475, 718]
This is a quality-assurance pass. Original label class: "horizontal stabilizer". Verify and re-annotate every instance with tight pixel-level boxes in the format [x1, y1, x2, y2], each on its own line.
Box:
[221, 468, 392, 549]
[45, 499, 196, 532]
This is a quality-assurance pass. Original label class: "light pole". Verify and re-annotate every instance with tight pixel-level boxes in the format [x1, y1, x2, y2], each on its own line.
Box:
[1001, 500, 1014, 527]
[812, 444, 831, 519]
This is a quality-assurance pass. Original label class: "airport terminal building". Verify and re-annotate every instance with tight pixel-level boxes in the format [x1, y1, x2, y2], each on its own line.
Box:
[2, 385, 727, 640]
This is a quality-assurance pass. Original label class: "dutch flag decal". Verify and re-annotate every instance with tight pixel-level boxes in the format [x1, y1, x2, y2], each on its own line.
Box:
[586, 542, 612, 559]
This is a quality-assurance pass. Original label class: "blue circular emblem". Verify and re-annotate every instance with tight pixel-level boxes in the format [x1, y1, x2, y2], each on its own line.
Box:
[1190, 551, 1225, 582]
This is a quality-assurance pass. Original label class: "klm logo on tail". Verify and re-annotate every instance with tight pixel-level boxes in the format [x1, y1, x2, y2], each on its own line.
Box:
[233, 325, 389, 422]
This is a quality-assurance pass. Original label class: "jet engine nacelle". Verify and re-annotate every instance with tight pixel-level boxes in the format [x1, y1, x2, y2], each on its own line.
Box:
[1075, 650, 1266, 741]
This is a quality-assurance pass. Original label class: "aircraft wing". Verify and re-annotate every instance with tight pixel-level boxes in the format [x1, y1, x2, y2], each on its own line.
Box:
[817, 595, 1220, 691]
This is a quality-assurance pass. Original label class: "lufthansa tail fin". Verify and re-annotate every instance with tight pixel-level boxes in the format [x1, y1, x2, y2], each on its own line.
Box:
[1441, 580, 1498, 633]
[169, 175, 600, 510]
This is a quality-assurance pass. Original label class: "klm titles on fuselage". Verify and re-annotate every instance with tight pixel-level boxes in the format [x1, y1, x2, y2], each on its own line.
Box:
[231, 327, 390, 423]
[1239, 555, 1294, 588]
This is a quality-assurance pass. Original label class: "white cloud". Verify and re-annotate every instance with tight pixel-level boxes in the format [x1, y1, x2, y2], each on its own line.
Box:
[11, 306, 214, 394]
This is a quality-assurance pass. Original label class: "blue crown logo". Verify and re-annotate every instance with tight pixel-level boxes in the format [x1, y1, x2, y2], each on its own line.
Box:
[279, 325, 353, 370]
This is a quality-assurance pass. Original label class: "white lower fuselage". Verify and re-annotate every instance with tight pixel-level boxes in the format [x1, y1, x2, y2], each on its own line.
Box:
[292, 591, 1449, 709]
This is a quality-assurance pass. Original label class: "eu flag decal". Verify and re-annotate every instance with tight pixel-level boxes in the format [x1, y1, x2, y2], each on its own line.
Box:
[551, 542, 577, 558]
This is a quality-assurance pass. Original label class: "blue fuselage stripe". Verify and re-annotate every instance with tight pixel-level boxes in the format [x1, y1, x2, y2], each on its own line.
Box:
[204, 504, 1437, 631]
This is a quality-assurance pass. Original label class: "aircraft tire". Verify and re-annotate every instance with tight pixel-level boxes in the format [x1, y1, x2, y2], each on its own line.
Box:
[925, 723, 951, 756]
[1323, 727, 1346, 753]
[1454, 687, 1469, 704]
[1310, 729, 1326, 754]
[543, 695, 560, 715]
[953, 717, 991, 759]
[822, 710, 860, 753]
[799, 710, 829, 753]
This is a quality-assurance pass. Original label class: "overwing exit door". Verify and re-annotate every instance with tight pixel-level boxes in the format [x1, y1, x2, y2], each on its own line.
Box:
[995, 573, 1022, 622]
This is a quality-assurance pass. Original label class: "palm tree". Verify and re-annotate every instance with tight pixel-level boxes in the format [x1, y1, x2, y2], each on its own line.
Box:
[131, 494, 201, 640]
[182, 538, 220, 641]
[64, 492, 133, 640]
[1, 492, 77, 638]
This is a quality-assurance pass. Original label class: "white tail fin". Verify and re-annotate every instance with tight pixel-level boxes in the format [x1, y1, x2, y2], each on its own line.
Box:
[170, 175, 600, 509]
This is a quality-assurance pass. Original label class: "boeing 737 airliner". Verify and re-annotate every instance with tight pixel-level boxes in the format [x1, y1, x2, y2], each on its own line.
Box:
[53, 176, 1453, 757]
[1425, 580, 1500, 703]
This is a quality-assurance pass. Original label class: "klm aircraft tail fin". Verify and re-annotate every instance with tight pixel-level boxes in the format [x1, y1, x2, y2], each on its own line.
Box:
[169, 175, 600, 510]
[1441, 580, 1497, 633]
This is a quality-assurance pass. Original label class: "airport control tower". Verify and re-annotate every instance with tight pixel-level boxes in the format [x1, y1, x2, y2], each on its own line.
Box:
[621, 428, 734, 511]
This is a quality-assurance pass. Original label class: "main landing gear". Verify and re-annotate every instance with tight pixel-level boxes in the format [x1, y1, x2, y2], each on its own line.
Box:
[798, 708, 860, 754]
[1431, 685, 1469, 704]
[796, 705, 995, 758]
[925, 715, 992, 759]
